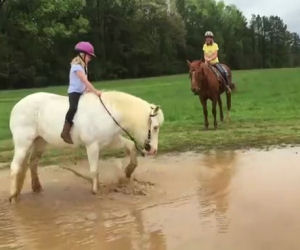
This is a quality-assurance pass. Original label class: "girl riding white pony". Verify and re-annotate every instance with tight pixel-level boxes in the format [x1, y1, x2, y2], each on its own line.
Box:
[9, 91, 164, 202]
[61, 41, 102, 144]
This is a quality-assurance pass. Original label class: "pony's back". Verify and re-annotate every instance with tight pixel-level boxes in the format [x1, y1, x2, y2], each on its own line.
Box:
[10, 93, 61, 142]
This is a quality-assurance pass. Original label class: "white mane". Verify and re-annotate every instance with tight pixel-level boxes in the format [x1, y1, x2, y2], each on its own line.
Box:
[99, 91, 164, 144]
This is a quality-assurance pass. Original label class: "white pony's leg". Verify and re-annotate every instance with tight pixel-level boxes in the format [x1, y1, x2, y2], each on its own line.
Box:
[29, 137, 47, 193]
[86, 142, 100, 194]
[124, 138, 138, 178]
[109, 136, 138, 178]
[9, 141, 32, 202]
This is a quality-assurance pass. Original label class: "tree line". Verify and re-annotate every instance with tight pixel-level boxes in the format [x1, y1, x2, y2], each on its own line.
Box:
[0, 0, 299, 89]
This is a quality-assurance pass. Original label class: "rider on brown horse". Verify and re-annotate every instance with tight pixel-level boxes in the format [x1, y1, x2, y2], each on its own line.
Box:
[203, 31, 231, 93]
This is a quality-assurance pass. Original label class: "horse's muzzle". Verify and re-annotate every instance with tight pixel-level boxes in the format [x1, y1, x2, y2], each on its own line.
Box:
[144, 143, 157, 156]
[191, 88, 200, 95]
[144, 143, 151, 152]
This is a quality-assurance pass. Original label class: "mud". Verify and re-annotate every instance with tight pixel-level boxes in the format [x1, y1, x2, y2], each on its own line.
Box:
[0, 147, 300, 250]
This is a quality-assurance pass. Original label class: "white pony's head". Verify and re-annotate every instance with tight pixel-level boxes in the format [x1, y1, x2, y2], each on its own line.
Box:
[143, 105, 164, 156]
[102, 91, 165, 156]
[101, 91, 164, 156]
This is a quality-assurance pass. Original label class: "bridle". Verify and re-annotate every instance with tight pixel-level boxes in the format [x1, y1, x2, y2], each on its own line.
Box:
[189, 68, 202, 93]
[144, 107, 159, 151]
[99, 96, 159, 156]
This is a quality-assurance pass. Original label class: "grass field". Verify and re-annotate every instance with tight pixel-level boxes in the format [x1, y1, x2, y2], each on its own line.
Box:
[0, 68, 300, 166]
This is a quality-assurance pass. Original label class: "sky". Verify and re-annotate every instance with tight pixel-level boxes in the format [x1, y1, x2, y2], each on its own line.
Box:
[221, 0, 300, 35]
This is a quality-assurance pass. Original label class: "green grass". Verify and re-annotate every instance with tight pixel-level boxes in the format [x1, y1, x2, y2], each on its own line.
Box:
[1, 68, 300, 166]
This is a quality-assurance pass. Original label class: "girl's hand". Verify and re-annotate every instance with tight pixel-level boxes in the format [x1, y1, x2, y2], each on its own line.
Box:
[96, 90, 102, 97]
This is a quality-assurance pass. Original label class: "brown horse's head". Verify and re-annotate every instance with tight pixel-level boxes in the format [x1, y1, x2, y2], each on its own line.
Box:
[187, 60, 205, 95]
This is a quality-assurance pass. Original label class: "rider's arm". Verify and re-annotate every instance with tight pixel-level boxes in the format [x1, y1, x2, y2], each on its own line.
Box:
[209, 51, 218, 61]
[76, 71, 101, 96]
[203, 44, 209, 62]
[205, 43, 219, 62]
[204, 53, 210, 63]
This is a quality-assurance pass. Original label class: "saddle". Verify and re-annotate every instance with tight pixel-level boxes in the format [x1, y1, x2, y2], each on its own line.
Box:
[208, 64, 228, 85]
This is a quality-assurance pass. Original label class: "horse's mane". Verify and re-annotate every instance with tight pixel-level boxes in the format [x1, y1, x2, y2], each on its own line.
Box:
[190, 60, 203, 68]
[189, 60, 211, 88]
[190, 60, 210, 75]
[191, 60, 211, 70]
[98, 91, 164, 143]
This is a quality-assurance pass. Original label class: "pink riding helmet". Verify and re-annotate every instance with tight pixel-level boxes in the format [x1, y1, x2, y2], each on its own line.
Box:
[75, 41, 96, 57]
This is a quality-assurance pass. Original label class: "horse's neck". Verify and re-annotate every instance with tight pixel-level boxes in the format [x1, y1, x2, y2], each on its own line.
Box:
[103, 92, 149, 142]
[199, 64, 209, 87]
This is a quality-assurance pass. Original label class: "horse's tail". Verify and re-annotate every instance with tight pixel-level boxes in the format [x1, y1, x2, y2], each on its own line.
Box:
[230, 82, 236, 91]
[226, 92, 231, 111]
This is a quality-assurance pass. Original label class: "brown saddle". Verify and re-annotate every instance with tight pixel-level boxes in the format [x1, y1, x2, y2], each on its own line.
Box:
[208, 64, 228, 85]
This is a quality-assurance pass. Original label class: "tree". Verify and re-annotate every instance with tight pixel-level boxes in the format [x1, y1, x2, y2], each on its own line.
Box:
[0, 0, 88, 89]
[0, 0, 299, 89]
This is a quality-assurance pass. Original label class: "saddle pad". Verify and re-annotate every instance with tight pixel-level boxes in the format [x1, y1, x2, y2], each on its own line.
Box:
[209, 64, 227, 84]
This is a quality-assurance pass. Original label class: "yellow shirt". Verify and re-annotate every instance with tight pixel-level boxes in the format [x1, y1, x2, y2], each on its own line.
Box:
[203, 42, 219, 64]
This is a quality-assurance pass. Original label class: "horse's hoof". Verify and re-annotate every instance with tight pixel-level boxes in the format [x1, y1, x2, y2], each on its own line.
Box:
[126, 170, 133, 179]
[32, 182, 43, 193]
[8, 194, 19, 203]
[119, 177, 130, 184]
[91, 185, 99, 195]
[91, 189, 98, 195]
[32, 186, 43, 193]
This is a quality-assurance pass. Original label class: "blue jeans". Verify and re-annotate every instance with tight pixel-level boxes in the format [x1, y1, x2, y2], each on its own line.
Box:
[214, 63, 229, 85]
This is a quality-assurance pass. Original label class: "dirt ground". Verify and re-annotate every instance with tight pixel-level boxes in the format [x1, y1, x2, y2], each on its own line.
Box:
[0, 147, 300, 250]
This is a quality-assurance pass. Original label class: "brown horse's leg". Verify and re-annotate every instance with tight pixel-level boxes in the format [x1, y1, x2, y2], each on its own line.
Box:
[218, 95, 224, 122]
[199, 96, 209, 129]
[212, 98, 218, 129]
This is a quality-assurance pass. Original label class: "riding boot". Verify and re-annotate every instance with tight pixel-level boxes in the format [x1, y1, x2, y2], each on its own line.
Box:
[61, 120, 73, 144]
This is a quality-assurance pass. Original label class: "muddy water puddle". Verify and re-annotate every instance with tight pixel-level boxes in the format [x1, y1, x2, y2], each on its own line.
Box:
[0, 147, 300, 250]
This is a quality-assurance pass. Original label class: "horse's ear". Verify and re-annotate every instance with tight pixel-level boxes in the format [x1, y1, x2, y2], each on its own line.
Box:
[186, 60, 191, 67]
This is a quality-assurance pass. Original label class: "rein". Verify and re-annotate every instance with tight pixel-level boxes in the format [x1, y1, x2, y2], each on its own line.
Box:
[99, 96, 146, 157]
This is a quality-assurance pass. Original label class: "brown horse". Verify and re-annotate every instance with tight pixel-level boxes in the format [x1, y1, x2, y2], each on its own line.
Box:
[187, 60, 234, 129]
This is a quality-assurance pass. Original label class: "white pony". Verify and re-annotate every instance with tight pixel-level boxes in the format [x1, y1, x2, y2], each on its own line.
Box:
[9, 91, 164, 202]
